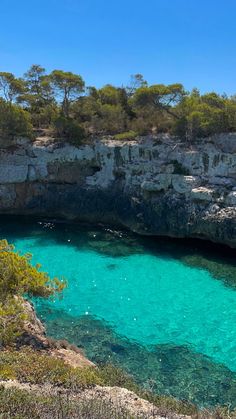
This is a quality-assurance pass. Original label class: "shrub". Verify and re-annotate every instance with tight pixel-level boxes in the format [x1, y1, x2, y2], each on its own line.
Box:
[113, 130, 137, 140]
[0, 99, 33, 140]
[0, 348, 197, 415]
[0, 239, 65, 346]
[53, 116, 85, 145]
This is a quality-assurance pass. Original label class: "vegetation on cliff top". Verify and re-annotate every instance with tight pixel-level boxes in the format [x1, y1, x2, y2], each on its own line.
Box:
[0, 66, 236, 144]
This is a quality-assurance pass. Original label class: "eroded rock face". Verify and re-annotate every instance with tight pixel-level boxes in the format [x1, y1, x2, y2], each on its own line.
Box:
[1, 134, 236, 247]
[18, 299, 94, 368]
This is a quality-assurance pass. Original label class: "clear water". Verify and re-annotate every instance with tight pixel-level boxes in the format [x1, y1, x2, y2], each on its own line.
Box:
[1, 217, 236, 407]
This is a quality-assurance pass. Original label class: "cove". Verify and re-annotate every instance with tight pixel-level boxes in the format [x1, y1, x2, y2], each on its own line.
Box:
[1, 217, 236, 407]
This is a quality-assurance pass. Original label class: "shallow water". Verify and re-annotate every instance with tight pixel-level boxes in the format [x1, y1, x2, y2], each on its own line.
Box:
[1, 217, 236, 407]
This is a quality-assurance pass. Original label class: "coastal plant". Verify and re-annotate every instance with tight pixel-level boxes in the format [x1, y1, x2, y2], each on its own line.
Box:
[0, 239, 65, 346]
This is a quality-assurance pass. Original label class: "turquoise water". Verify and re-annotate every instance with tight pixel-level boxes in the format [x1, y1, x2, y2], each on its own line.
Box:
[1, 218, 236, 406]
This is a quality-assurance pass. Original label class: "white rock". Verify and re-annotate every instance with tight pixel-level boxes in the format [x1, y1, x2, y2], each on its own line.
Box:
[191, 187, 214, 202]
[172, 175, 199, 194]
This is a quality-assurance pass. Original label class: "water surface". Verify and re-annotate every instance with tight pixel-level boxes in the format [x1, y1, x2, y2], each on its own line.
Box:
[1, 217, 236, 407]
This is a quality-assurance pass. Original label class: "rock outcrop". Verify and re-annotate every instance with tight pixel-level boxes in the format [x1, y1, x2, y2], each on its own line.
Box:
[19, 299, 95, 369]
[1, 133, 236, 247]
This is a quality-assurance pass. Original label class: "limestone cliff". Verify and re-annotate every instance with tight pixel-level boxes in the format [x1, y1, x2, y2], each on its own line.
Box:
[1, 133, 236, 247]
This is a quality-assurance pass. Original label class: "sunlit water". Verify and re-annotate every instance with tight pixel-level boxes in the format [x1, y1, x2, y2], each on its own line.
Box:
[1, 217, 236, 407]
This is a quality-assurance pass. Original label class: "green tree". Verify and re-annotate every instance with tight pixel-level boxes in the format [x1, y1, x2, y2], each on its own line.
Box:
[19, 65, 55, 127]
[0, 99, 33, 140]
[132, 83, 186, 119]
[0, 239, 65, 346]
[49, 70, 85, 117]
[174, 90, 236, 140]
[0, 72, 24, 103]
[126, 73, 148, 97]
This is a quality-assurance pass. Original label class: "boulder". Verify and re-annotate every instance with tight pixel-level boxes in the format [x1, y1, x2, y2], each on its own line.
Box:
[172, 175, 199, 194]
[191, 187, 214, 202]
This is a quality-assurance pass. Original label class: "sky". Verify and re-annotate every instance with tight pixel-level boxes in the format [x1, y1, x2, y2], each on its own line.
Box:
[0, 0, 236, 94]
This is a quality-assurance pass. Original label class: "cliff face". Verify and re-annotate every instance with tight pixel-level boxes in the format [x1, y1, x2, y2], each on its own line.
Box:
[1, 133, 236, 247]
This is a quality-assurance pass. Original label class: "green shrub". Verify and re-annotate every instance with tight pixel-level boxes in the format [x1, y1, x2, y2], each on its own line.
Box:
[113, 130, 137, 140]
[0, 386, 133, 419]
[53, 116, 85, 145]
[0, 99, 33, 140]
[0, 349, 197, 416]
[0, 239, 65, 346]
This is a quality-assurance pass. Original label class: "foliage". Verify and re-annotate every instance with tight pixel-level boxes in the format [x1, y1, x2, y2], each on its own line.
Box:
[1, 65, 236, 141]
[49, 70, 85, 117]
[114, 130, 138, 140]
[0, 386, 133, 419]
[0, 348, 197, 416]
[0, 99, 33, 139]
[0, 239, 64, 299]
[0, 72, 24, 103]
[174, 90, 236, 140]
[53, 116, 86, 145]
[0, 298, 26, 347]
[0, 239, 65, 346]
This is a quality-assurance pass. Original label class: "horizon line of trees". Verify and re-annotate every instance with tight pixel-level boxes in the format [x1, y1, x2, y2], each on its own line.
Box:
[0, 65, 236, 144]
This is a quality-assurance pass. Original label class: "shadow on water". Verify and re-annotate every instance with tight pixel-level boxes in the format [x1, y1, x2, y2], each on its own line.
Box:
[1, 215, 236, 289]
[36, 303, 236, 408]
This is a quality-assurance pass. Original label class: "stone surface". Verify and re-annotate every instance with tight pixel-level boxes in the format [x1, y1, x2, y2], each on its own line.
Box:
[172, 175, 199, 194]
[19, 299, 94, 368]
[190, 187, 214, 202]
[0, 134, 236, 247]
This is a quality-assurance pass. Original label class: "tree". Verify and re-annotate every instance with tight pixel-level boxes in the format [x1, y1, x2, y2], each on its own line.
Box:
[0, 72, 24, 103]
[132, 84, 186, 119]
[0, 239, 65, 346]
[24, 65, 47, 95]
[0, 99, 33, 140]
[174, 91, 236, 140]
[49, 70, 85, 117]
[126, 74, 147, 97]
[19, 65, 55, 127]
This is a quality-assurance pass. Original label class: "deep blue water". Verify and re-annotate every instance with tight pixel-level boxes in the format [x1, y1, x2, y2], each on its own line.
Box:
[1, 217, 236, 407]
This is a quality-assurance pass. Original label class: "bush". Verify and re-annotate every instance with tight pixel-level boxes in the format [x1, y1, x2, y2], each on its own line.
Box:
[53, 116, 85, 145]
[0, 349, 197, 416]
[0, 99, 33, 140]
[0, 386, 132, 419]
[113, 130, 137, 141]
[0, 239, 65, 346]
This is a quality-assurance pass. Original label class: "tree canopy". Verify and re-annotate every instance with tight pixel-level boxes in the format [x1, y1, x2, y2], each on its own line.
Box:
[0, 65, 236, 143]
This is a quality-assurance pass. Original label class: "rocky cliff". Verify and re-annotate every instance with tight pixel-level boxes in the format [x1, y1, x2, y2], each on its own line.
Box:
[1, 133, 236, 247]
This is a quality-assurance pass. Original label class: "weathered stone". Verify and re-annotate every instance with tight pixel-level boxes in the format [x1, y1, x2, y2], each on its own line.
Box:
[141, 174, 172, 192]
[172, 175, 199, 194]
[226, 191, 236, 206]
[0, 184, 16, 207]
[0, 134, 236, 247]
[191, 187, 214, 202]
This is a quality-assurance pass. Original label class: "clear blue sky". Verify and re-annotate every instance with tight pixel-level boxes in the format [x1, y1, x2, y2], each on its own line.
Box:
[0, 0, 236, 94]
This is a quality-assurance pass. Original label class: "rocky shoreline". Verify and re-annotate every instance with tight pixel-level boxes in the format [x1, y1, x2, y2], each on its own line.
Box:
[0, 133, 236, 247]
[3, 300, 188, 419]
